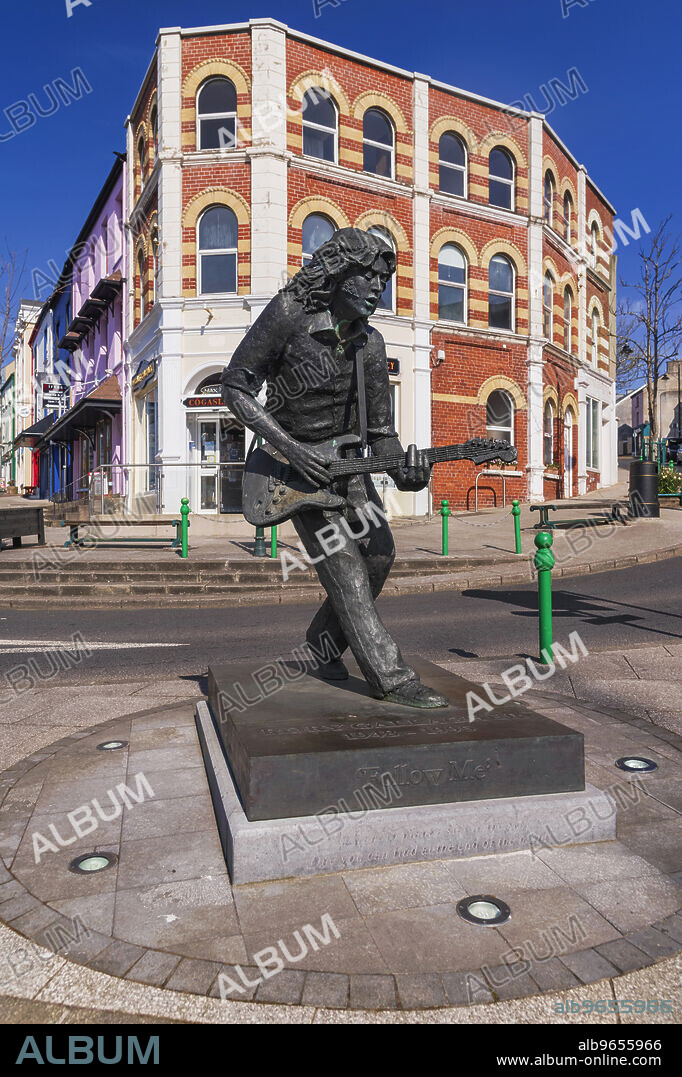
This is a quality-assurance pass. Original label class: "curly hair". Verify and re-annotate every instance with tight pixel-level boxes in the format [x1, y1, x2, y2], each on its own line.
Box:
[282, 227, 396, 313]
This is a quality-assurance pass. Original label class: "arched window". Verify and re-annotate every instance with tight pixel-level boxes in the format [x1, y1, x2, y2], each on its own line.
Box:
[137, 249, 146, 322]
[439, 133, 467, 197]
[488, 254, 514, 331]
[437, 244, 467, 324]
[368, 226, 396, 311]
[197, 77, 237, 150]
[563, 192, 572, 243]
[489, 147, 514, 210]
[302, 213, 335, 266]
[591, 308, 600, 365]
[151, 228, 160, 304]
[302, 88, 337, 162]
[486, 389, 514, 444]
[363, 109, 393, 178]
[137, 136, 146, 189]
[590, 222, 600, 270]
[564, 287, 572, 354]
[544, 400, 554, 466]
[543, 172, 554, 226]
[198, 205, 238, 294]
[150, 105, 158, 161]
[543, 272, 554, 340]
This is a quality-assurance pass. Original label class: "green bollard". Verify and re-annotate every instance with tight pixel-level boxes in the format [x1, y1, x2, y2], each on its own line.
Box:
[440, 499, 450, 556]
[253, 435, 267, 557]
[270, 525, 277, 559]
[534, 531, 555, 664]
[511, 499, 522, 554]
[180, 497, 190, 560]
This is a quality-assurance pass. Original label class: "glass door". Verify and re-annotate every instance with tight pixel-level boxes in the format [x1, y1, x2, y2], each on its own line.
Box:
[219, 422, 245, 513]
[199, 419, 219, 512]
[564, 412, 573, 497]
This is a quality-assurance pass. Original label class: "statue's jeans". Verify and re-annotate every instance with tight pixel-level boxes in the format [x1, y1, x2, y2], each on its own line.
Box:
[293, 473, 416, 695]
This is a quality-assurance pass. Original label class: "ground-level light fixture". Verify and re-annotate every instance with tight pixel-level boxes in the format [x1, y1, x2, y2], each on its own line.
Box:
[456, 895, 511, 926]
[615, 756, 658, 773]
[68, 853, 118, 875]
[96, 740, 128, 751]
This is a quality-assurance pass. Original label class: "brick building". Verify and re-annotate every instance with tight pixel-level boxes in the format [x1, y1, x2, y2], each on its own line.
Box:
[124, 18, 617, 518]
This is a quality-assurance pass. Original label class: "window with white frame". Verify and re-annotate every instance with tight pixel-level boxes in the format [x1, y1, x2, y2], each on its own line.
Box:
[591, 308, 600, 365]
[302, 88, 337, 163]
[586, 396, 600, 469]
[543, 172, 554, 226]
[439, 133, 467, 198]
[198, 205, 238, 295]
[438, 244, 467, 323]
[302, 213, 335, 266]
[564, 287, 572, 353]
[363, 109, 393, 178]
[488, 254, 514, 331]
[151, 228, 160, 304]
[486, 389, 514, 443]
[489, 147, 514, 210]
[137, 249, 146, 322]
[368, 226, 396, 311]
[197, 78, 237, 150]
[543, 272, 554, 340]
[590, 222, 600, 270]
[544, 400, 554, 466]
[563, 191, 572, 243]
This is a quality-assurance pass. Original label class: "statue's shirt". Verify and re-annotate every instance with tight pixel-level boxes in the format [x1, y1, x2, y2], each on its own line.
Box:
[221, 291, 398, 445]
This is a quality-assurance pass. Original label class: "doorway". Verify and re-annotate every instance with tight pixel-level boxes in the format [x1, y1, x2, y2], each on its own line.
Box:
[564, 411, 574, 497]
[192, 416, 245, 513]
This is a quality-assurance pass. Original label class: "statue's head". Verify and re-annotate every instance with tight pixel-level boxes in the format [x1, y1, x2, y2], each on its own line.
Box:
[283, 227, 396, 320]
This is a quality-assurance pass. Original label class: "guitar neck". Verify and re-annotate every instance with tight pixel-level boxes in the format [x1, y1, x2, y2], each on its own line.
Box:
[328, 444, 465, 478]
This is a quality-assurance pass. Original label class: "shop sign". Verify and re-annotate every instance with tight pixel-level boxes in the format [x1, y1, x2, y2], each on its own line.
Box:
[42, 383, 68, 408]
[387, 358, 400, 375]
[184, 395, 223, 408]
[132, 359, 157, 393]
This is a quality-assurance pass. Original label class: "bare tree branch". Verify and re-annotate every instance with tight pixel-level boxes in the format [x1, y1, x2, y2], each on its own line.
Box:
[0, 243, 28, 373]
[617, 216, 682, 441]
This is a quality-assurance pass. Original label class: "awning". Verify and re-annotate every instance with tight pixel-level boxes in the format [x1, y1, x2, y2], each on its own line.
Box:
[13, 415, 55, 449]
[36, 375, 121, 446]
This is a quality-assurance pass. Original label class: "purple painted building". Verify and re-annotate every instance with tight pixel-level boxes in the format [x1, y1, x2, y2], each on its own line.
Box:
[47, 155, 127, 503]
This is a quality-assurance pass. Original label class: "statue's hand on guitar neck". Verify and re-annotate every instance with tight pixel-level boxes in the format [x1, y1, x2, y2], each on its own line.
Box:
[390, 443, 431, 493]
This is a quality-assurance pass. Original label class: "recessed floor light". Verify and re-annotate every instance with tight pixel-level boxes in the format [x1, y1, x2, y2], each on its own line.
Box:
[96, 740, 128, 751]
[616, 756, 658, 773]
[457, 895, 511, 926]
[69, 853, 118, 875]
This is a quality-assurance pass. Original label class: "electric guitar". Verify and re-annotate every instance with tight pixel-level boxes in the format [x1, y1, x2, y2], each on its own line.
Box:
[242, 433, 517, 526]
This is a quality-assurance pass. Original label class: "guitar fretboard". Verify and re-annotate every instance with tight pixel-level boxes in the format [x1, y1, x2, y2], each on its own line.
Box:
[326, 443, 499, 478]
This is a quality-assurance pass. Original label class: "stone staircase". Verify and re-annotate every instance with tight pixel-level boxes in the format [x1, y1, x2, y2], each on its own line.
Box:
[0, 554, 521, 609]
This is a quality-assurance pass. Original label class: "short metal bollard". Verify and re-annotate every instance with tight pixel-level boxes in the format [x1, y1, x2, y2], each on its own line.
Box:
[511, 499, 522, 554]
[254, 524, 266, 557]
[270, 525, 278, 559]
[440, 498, 450, 556]
[534, 530, 555, 663]
[180, 498, 190, 560]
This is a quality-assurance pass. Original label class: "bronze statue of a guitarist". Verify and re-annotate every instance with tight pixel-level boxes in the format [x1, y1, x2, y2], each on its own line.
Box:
[222, 228, 515, 709]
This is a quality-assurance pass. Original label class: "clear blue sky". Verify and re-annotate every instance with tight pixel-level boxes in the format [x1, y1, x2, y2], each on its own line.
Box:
[0, 0, 679, 324]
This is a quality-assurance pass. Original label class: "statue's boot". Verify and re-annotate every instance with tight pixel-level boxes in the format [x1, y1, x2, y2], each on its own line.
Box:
[377, 678, 449, 709]
[318, 658, 349, 681]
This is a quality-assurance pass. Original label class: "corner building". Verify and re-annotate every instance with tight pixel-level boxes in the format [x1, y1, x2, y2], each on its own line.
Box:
[124, 18, 617, 518]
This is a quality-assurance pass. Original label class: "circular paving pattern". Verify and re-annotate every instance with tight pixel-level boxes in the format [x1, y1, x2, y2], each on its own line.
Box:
[0, 696, 681, 1011]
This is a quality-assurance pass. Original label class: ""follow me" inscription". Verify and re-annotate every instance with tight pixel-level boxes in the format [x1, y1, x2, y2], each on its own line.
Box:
[356, 758, 494, 786]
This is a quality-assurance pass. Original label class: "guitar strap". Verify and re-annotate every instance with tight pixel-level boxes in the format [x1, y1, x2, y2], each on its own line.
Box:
[355, 349, 368, 456]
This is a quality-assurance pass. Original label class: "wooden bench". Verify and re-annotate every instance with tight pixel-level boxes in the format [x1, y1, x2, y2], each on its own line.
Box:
[0, 507, 46, 549]
[531, 503, 628, 530]
[62, 517, 188, 551]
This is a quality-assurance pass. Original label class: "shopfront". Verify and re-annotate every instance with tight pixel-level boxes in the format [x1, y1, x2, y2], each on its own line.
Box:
[184, 374, 245, 515]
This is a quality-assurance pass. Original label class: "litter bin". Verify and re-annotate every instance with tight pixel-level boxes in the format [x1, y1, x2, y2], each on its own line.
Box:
[629, 459, 659, 518]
